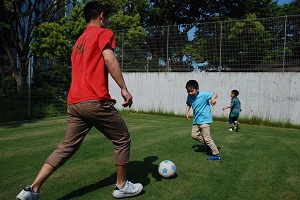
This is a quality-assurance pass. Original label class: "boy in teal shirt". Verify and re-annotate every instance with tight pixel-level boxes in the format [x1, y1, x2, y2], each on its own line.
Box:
[185, 80, 221, 161]
[222, 90, 241, 131]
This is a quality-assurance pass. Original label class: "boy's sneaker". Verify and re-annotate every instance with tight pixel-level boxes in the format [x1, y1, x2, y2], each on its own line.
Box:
[235, 124, 239, 132]
[207, 154, 221, 161]
[228, 128, 233, 131]
[16, 186, 39, 200]
[113, 180, 143, 199]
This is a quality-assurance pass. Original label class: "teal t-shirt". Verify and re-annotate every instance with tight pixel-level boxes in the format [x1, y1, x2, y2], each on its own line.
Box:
[186, 91, 213, 125]
[230, 97, 241, 117]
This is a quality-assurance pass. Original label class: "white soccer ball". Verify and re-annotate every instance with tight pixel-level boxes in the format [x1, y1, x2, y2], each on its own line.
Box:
[158, 160, 176, 178]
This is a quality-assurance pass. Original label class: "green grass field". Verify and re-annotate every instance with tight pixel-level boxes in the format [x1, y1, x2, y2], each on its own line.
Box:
[1, 112, 300, 200]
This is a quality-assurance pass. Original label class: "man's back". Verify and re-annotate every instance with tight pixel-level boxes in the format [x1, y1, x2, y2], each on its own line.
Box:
[68, 26, 115, 104]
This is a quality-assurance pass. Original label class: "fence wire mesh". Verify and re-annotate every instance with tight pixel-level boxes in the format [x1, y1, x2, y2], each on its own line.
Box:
[115, 15, 300, 72]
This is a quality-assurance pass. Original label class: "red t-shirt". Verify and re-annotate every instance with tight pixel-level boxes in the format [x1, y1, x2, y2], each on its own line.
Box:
[68, 26, 115, 104]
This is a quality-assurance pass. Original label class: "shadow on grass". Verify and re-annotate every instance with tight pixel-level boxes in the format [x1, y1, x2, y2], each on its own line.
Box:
[192, 144, 221, 156]
[0, 119, 40, 128]
[57, 156, 161, 200]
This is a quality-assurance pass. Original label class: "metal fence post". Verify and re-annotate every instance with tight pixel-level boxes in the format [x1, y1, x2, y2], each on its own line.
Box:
[28, 57, 31, 119]
[283, 16, 287, 72]
[167, 25, 170, 72]
[121, 29, 125, 70]
[219, 22, 223, 72]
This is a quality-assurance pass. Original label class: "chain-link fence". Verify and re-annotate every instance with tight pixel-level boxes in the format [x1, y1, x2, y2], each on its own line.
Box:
[0, 56, 69, 122]
[115, 15, 300, 72]
[1, 15, 300, 123]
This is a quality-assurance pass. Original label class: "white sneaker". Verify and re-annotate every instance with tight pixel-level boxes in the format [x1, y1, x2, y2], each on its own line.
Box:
[16, 186, 39, 200]
[113, 180, 143, 198]
[228, 128, 233, 131]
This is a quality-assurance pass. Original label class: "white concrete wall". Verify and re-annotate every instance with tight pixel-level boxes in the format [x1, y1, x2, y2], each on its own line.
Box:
[109, 72, 300, 125]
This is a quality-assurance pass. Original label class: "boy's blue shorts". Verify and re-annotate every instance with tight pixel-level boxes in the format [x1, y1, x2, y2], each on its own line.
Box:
[229, 115, 238, 124]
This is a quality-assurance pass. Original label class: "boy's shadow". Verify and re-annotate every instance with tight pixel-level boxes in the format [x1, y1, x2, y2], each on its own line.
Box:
[192, 145, 221, 156]
[57, 156, 161, 200]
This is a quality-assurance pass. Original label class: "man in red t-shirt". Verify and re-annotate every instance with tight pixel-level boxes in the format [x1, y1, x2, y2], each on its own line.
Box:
[16, 2, 143, 200]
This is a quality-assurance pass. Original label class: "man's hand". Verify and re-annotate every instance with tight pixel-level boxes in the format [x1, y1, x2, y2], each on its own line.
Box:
[121, 88, 133, 108]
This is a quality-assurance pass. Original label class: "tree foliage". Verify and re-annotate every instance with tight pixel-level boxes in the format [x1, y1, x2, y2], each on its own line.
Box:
[31, 1, 85, 64]
[27, 0, 300, 74]
[31, 1, 147, 71]
[0, 0, 74, 92]
[281, 0, 300, 15]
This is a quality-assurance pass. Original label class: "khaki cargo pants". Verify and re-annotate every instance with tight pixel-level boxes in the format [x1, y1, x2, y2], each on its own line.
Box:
[191, 124, 219, 155]
[45, 99, 131, 169]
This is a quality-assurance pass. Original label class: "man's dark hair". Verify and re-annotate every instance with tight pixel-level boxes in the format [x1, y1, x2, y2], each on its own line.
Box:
[186, 80, 199, 89]
[231, 90, 239, 97]
[84, 1, 108, 23]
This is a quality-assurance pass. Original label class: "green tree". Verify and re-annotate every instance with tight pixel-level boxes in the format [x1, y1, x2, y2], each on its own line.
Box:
[30, 23, 70, 63]
[29, 1, 85, 116]
[183, 14, 273, 72]
[215, 0, 281, 19]
[223, 14, 267, 70]
[277, 14, 300, 68]
[32, 1, 146, 71]
[31, 0, 85, 64]
[26, 0, 296, 73]
[110, 11, 147, 71]
[281, 0, 300, 15]
[0, 0, 73, 92]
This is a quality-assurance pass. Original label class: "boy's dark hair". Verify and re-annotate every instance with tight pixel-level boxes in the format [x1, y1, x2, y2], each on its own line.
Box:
[186, 80, 199, 89]
[84, 1, 108, 23]
[231, 90, 239, 96]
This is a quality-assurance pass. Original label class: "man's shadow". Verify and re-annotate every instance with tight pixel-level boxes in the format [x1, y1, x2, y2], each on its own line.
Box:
[57, 156, 161, 200]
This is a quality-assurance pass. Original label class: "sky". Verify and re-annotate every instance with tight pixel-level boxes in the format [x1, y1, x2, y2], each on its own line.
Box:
[276, 0, 293, 4]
